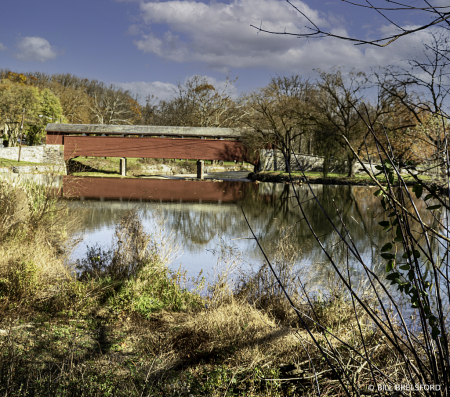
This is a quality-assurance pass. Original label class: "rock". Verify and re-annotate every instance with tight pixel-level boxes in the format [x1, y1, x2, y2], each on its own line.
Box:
[141, 164, 173, 175]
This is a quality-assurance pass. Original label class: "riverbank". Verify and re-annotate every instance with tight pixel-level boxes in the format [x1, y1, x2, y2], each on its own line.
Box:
[0, 157, 65, 175]
[68, 157, 253, 177]
[249, 171, 422, 186]
[0, 177, 424, 396]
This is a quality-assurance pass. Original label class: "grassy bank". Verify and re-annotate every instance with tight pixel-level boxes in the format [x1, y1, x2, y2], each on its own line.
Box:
[251, 171, 426, 186]
[69, 157, 252, 178]
[0, 178, 428, 396]
[0, 158, 52, 167]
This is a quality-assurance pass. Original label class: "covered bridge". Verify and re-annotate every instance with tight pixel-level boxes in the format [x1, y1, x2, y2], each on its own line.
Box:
[45, 124, 256, 166]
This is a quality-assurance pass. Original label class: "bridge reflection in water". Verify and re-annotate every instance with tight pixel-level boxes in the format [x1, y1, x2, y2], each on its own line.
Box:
[62, 176, 257, 203]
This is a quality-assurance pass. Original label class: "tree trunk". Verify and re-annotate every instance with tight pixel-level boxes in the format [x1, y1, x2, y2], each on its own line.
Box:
[322, 155, 330, 178]
[285, 150, 291, 173]
[282, 143, 292, 173]
[435, 140, 448, 183]
[9, 131, 18, 147]
[347, 153, 355, 177]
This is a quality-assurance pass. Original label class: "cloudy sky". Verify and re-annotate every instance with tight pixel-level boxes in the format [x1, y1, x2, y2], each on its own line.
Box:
[0, 0, 442, 102]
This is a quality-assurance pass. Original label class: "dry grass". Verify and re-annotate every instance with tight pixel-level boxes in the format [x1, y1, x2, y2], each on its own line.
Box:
[0, 177, 76, 309]
[0, 177, 437, 396]
[76, 211, 160, 281]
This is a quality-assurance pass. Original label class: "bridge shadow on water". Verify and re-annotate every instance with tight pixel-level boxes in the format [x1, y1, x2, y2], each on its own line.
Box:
[62, 176, 258, 203]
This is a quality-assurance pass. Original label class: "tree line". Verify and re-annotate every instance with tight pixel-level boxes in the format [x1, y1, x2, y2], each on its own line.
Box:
[0, 70, 143, 147]
[0, 31, 448, 177]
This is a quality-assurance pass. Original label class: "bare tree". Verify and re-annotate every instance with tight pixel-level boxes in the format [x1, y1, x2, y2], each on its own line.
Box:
[246, 3, 450, 395]
[243, 75, 314, 170]
[309, 68, 391, 177]
[252, 0, 450, 47]
[140, 94, 158, 125]
[89, 85, 137, 125]
[153, 75, 245, 128]
[376, 31, 450, 178]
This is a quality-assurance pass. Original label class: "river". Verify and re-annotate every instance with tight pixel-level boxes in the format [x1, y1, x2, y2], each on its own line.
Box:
[62, 175, 441, 296]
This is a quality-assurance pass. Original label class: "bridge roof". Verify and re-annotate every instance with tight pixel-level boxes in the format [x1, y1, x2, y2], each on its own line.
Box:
[45, 124, 243, 138]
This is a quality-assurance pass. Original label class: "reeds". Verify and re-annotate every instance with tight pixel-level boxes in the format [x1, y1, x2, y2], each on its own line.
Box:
[248, 109, 450, 396]
[0, 174, 435, 396]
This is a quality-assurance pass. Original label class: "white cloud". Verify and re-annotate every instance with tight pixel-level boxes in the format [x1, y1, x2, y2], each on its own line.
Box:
[113, 81, 178, 103]
[127, 24, 143, 36]
[134, 0, 330, 71]
[365, 25, 438, 67]
[113, 75, 238, 103]
[132, 0, 440, 75]
[15, 37, 58, 62]
[430, 0, 449, 7]
[0, 43, 6, 51]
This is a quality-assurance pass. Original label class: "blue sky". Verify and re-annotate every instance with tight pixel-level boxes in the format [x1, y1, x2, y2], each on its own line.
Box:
[0, 0, 444, 103]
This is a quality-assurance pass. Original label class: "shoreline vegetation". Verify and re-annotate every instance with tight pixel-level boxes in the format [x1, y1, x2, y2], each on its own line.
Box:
[0, 156, 424, 188]
[67, 157, 426, 187]
[249, 171, 423, 187]
[0, 176, 431, 396]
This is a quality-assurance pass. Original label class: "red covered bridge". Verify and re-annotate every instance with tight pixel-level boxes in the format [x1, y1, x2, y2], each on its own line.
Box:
[45, 124, 257, 167]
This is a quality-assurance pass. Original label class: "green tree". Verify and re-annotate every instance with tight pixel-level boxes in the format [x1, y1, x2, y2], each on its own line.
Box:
[0, 79, 64, 146]
[26, 88, 64, 145]
[0, 80, 40, 147]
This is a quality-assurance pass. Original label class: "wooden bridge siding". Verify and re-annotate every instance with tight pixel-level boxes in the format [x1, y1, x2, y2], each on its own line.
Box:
[63, 136, 253, 163]
[62, 176, 249, 202]
[46, 132, 64, 145]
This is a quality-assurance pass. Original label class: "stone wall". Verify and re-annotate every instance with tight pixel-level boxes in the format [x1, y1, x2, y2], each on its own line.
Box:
[0, 145, 66, 174]
[0, 145, 65, 165]
[259, 149, 378, 174]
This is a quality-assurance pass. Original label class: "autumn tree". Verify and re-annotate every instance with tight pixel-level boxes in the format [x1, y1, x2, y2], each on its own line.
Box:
[374, 31, 450, 177]
[308, 68, 396, 177]
[243, 75, 314, 170]
[0, 71, 28, 85]
[153, 75, 244, 128]
[89, 85, 140, 125]
[368, 94, 425, 165]
[13, 71, 141, 126]
[46, 81, 92, 124]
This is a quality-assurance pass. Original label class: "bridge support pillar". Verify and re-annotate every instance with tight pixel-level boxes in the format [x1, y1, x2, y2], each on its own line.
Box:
[120, 158, 127, 176]
[197, 160, 204, 179]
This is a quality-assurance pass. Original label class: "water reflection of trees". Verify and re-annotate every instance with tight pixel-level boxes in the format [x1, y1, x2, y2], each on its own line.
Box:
[67, 183, 440, 282]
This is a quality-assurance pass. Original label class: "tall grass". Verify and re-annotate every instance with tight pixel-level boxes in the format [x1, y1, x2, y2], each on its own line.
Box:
[0, 175, 425, 396]
[249, 111, 450, 395]
[0, 176, 74, 310]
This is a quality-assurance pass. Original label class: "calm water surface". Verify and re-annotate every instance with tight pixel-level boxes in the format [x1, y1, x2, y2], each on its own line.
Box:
[64, 176, 440, 292]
